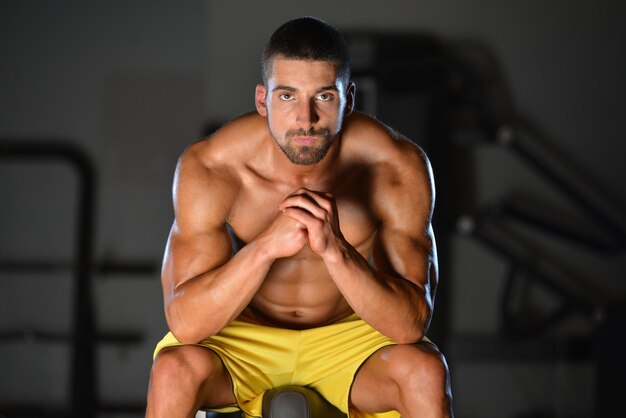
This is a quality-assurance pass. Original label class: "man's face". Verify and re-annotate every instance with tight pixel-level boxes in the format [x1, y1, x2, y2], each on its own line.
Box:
[256, 58, 354, 165]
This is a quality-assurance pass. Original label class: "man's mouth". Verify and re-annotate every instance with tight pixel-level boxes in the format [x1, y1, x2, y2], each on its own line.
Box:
[292, 136, 319, 145]
[286, 128, 328, 145]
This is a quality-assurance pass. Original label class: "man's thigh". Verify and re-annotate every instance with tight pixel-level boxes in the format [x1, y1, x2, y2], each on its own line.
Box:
[349, 342, 444, 413]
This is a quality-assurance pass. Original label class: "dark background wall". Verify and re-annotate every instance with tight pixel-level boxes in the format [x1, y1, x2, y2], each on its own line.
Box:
[1, 1, 625, 418]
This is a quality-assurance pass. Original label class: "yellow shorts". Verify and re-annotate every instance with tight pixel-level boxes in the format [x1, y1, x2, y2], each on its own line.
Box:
[153, 314, 403, 418]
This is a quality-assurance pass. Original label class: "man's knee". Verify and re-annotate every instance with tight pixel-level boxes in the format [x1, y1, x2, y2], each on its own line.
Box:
[148, 345, 237, 414]
[149, 346, 222, 392]
[385, 344, 450, 394]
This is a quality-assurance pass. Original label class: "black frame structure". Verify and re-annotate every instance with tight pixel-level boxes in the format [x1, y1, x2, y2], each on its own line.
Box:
[0, 141, 154, 417]
[0, 141, 97, 418]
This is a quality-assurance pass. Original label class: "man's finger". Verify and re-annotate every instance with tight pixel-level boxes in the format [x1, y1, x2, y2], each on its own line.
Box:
[282, 207, 324, 231]
[293, 188, 335, 212]
[279, 194, 327, 220]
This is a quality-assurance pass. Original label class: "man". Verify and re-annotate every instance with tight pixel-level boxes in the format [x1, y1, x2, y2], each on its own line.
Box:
[146, 17, 453, 418]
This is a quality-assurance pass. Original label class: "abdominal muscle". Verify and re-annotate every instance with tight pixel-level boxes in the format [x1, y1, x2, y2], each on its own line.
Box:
[238, 248, 355, 329]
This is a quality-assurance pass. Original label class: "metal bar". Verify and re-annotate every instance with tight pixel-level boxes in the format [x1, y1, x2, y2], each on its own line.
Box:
[0, 260, 157, 275]
[496, 127, 626, 246]
[0, 329, 142, 345]
[501, 195, 621, 253]
[458, 209, 607, 313]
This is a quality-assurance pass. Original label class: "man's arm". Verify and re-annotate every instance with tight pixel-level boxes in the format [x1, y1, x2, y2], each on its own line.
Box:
[280, 141, 437, 343]
[162, 145, 308, 343]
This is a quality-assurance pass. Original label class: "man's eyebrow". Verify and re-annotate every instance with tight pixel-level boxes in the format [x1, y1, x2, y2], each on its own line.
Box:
[317, 85, 339, 92]
[272, 85, 296, 92]
[271, 85, 339, 93]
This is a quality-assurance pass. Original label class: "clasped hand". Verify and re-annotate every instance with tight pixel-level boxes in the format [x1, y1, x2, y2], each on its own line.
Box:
[278, 187, 345, 257]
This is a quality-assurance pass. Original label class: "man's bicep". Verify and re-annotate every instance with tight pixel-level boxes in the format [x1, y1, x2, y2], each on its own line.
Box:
[372, 144, 438, 292]
[161, 147, 235, 296]
[162, 222, 232, 293]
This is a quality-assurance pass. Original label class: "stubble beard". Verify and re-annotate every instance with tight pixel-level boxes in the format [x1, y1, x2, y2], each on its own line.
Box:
[275, 127, 335, 166]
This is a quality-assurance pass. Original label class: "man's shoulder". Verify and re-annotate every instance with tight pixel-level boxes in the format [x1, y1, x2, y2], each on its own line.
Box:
[342, 112, 430, 174]
[343, 114, 435, 222]
[175, 112, 267, 198]
[182, 112, 265, 172]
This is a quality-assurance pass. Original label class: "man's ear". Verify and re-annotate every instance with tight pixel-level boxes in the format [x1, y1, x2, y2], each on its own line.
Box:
[255, 84, 268, 116]
[344, 81, 356, 116]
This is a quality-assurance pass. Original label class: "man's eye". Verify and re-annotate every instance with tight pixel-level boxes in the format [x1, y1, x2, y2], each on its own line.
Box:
[279, 93, 294, 100]
[317, 93, 333, 101]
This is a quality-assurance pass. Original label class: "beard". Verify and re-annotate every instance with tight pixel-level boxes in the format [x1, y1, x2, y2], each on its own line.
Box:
[276, 127, 334, 165]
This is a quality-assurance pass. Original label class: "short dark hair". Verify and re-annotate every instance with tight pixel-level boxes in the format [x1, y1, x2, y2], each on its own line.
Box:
[261, 17, 351, 86]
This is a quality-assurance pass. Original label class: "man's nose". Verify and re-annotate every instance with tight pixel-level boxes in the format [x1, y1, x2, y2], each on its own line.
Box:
[296, 99, 319, 129]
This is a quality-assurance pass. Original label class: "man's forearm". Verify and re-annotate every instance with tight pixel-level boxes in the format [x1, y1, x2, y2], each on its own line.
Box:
[166, 240, 273, 343]
[323, 242, 432, 344]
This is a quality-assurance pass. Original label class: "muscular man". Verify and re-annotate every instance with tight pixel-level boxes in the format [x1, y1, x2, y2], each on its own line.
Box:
[146, 17, 453, 418]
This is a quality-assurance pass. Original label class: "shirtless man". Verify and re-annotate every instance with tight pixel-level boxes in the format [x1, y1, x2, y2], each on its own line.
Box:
[146, 17, 452, 418]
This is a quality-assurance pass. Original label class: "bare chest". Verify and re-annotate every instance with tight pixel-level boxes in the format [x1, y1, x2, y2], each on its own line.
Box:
[227, 180, 378, 256]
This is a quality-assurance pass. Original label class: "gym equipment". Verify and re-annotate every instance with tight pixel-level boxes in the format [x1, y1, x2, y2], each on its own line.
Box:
[205, 386, 346, 418]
